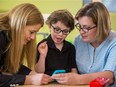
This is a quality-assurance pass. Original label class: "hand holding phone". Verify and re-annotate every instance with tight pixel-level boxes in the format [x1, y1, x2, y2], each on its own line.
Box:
[52, 69, 66, 82]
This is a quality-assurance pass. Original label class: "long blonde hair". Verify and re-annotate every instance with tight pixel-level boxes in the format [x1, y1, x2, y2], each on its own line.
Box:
[0, 3, 44, 73]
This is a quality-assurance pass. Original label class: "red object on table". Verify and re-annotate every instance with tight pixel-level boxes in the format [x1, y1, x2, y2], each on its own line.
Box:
[90, 77, 110, 87]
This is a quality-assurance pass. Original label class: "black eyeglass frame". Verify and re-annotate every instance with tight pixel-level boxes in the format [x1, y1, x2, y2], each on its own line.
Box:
[51, 25, 70, 35]
[75, 23, 96, 33]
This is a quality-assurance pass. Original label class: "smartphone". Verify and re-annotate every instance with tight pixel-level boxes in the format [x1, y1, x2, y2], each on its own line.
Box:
[52, 69, 66, 76]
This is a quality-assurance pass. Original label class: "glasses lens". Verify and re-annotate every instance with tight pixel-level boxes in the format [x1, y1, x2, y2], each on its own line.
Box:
[51, 25, 60, 33]
[75, 23, 80, 30]
[54, 28, 61, 33]
[52, 25, 70, 35]
[83, 28, 88, 32]
[62, 30, 70, 35]
[75, 23, 89, 33]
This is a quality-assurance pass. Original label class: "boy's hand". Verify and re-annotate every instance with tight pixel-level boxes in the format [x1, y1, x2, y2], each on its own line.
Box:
[38, 41, 48, 57]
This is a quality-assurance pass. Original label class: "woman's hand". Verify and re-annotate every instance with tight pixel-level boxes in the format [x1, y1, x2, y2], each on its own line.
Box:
[25, 73, 52, 85]
[29, 71, 38, 75]
[52, 73, 78, 85]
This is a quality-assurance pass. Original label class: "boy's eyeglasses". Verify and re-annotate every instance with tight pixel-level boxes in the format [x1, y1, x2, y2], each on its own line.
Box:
[51, 25, 70, 35]
[75, 23, 96, 33]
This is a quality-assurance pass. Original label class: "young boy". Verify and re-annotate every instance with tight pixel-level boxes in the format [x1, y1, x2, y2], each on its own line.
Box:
[35, 9, 77, 76]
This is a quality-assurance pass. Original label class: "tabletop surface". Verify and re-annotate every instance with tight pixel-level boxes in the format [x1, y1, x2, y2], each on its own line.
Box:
[19, 83, 89, 87]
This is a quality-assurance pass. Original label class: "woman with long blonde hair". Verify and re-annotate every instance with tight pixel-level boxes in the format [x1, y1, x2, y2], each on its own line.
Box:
[0, 3, 52, 86]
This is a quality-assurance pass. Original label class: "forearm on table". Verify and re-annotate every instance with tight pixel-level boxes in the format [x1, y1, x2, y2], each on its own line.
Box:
[78, 71, 114, 85]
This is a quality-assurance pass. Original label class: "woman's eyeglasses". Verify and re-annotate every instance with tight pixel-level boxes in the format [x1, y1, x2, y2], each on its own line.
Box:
[51, 25, 70, 35]
[75, 23, 96, 33]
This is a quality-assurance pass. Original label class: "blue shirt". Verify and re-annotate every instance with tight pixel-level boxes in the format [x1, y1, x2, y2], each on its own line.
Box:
[74, 31, 116, 87]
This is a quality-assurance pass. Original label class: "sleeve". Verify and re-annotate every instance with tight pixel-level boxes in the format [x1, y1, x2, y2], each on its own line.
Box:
[0, 74, 25, 87]
[17, 65, 31, 75]
[0, 31, 27, 86]
[73, 35, 80, 49]
[0, 31, 8, 62]
[70, 45, 77, 69]
[103, 46, 116, 72]
[102, 45, 116, 87]
[67, 43, 77, 72]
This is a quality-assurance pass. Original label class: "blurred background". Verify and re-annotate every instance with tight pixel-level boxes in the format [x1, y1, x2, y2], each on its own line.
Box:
[0, 0, 116, 43]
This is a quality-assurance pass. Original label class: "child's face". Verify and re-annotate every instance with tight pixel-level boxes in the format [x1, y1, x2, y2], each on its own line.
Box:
[50, 21, 70, 45]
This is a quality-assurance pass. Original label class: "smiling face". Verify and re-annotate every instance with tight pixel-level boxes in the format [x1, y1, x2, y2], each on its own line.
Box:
[78, 16, 97, 43]
[50, 21, 70, 45]
[23, 24, 42, 45]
